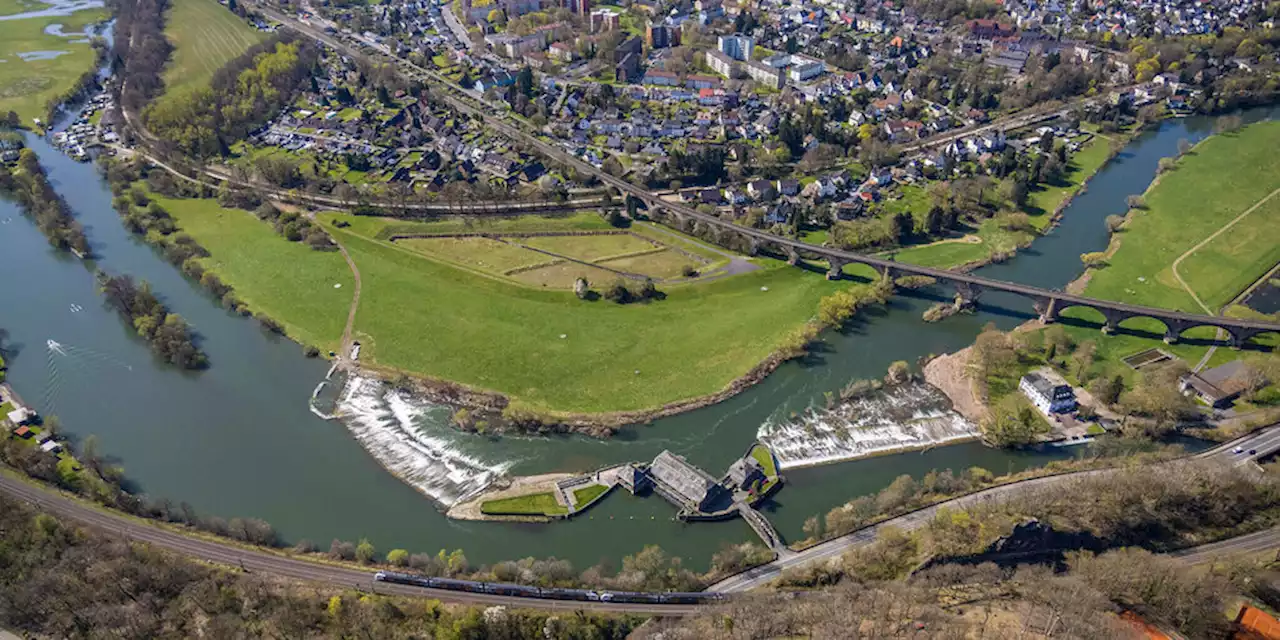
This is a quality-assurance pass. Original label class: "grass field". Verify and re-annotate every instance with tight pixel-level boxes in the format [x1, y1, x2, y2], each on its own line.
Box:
[0, 7, 107, 124]
[571, 484, 609, 510]
[510, 262, 616, 288]
[598, 250, 695, 278]
[397, 237, 546, 274]
[153, 202, 840, 415]
[340, 211, 614, 241]
[160, 0, 265, 98]
[330, 223, 839, 414]
[523, 233, 655, 262]
[1049, 122, 1280, 380]
[0, 0, 48, 16]
[151, 194, 354, 352]
[480, 491, 568, 516]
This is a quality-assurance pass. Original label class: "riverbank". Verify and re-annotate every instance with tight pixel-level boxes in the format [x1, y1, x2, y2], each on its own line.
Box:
[0, 2, 109, 126]
[922, 349, 986, 423]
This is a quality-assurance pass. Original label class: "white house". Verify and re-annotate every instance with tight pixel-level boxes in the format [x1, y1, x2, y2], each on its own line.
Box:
[1019, 372, 1077, 416]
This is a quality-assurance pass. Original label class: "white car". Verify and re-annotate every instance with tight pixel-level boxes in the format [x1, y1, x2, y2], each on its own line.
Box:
[1234, 446, 1245, 454]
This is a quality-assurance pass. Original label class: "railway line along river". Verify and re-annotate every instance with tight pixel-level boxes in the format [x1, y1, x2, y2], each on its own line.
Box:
[1, 106, 1276, 570]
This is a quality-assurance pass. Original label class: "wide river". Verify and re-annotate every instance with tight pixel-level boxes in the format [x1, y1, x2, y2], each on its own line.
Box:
[2, 106, 1276, 570]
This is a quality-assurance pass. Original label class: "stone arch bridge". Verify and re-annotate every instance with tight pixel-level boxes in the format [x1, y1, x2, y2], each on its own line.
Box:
[638, 198, 1280, 350]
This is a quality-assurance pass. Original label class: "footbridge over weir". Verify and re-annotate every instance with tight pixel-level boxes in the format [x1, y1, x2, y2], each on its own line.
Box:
[633, 196, 1280, 349]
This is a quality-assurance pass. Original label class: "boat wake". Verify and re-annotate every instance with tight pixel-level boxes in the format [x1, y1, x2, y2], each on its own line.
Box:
[336, 375, 511, 507]
[757, 381, 979, 469]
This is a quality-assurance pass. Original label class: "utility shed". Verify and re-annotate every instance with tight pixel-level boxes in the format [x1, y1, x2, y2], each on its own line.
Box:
[649, 450, 725, 513]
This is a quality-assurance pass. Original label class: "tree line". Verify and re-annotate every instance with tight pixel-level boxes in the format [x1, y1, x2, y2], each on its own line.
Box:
[0, 493, 642, 639]
[109, 0, 172, 115]
[145, 37, 319, 158]
[97, 272, 207, 369]
[0, 149, 90, 255]
[755, 460, 1280, 639]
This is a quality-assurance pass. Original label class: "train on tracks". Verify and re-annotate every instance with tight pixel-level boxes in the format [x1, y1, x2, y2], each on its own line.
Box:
[374, 571, 724, 605]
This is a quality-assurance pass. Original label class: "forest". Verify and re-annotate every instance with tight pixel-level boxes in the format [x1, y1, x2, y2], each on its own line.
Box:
[144, 37, 319, 158]
[0, 493, 640, 639]
[109, 0, 172, 115]
[0, 148, 90, 255]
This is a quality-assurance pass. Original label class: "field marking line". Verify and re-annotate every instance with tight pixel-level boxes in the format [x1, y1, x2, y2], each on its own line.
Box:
[1170, 185, 1280, 370]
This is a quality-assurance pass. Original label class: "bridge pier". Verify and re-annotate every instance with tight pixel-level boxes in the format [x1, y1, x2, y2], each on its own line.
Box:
[1163, 327, 1179, 344]
[784, 245, 800, 266]
[1034, 297, 1060, 324]
[954, 282, 981, 309]
[826, 258, 847, 280]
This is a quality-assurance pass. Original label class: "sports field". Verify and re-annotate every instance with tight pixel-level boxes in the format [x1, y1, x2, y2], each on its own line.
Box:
[0, 7, 107, 124]
[160, 0, 265, 98]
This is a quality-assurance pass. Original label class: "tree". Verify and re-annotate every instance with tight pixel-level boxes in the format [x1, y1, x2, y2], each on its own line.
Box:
[1125, 194, 1145, 209]
[386, 549, 409, 566]
[1072, 340, 1097, 381]
[1080, 252, 1108, 268]
[1088, 374, 1124, 406]
[355, 538, 377, 564]
[515, 65, 533, 97]
[982, 394, 1049, 446]
[1104, 214, 1125, 233]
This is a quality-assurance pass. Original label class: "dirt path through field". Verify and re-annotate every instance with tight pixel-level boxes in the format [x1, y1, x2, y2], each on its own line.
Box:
[1170, 186, 1280, 370]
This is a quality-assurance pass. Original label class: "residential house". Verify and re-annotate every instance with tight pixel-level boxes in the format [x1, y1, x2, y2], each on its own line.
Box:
[1019, 372, 1077, 415]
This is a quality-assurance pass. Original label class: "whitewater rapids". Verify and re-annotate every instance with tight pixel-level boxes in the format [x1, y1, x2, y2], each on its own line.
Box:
[757, 381, 979, 469]
[336, 375, 511, 507]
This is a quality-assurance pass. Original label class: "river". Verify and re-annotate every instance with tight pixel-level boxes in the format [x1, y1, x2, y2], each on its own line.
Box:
[2, 107, 1276, 570]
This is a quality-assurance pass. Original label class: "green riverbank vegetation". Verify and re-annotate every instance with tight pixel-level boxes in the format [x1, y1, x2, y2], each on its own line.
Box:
[797, 437, 1189, 549]
[0, 148, 89, 255]
[96, 272, 207, 369]
[0, 4, 108, 124]
[772, 461, 1280, 638]
[100, 157, 337, 353]
[0, 492, 643, 639]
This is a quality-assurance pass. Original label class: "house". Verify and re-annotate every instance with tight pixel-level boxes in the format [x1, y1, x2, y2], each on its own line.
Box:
[869, 167, 893, 186]
[5, 406, 34, 425]
[747, 179, 776, 201]
[1179, 360, 1257, 408]
[549, 41, 576, 62]
[1019, 371, 1077, 415]
[12, 426, 31, 439]
[777, 178, 800, 196]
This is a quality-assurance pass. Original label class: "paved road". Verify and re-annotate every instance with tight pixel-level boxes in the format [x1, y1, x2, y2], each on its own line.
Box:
[1172, 525, 1280, 564]
[0, 472, 700, 615]
[709, 424, 1280, 592]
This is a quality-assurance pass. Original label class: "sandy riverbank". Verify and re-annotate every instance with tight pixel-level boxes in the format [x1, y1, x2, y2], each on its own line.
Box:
[922, 349, 987, 423]
[446, 472, 575, 522]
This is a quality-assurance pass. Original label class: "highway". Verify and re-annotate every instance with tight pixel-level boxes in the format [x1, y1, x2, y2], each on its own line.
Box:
[241, 5, 1280, 344]
[708, 424, 1280, 592]
[0, 472, 700, 615]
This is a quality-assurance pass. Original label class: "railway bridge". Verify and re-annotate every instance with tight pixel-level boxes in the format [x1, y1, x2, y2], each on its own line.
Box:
[634, 194, 1280, 349]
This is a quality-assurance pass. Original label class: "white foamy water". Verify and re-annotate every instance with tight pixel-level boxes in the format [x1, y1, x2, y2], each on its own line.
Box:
[337, 376, 511, 506]
[757, 382, 979, 469]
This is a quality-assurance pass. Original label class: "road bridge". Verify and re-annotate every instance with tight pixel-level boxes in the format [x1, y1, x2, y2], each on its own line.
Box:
[250, 5, 1280, 349]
